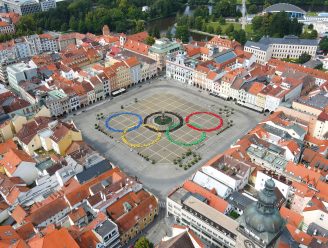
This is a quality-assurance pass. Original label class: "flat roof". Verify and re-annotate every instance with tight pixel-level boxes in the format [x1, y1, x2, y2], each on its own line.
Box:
[183, 195, 239, 233]
[94, 219, 117, 236]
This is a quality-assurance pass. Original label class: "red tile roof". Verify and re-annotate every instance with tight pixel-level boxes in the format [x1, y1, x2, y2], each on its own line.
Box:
[127, 31, 149, 42]
[16, 222, 36, 241]
[183, 180, 228, 213]
[285, 161, 322, 185]
[0, 149, 35, 175]
[28, 228, 79, 248]
[0, 139, 17, 155]
[26, 197, 69, 226]
[16, 117, 51, 145]
[106, 190, 157, 232]
[124, 39, 149, 55]
[68, 207, 86, 223]
[286, 224, 313, 246]
[0, 226, 22, 247]
[280, 206, 303, 228]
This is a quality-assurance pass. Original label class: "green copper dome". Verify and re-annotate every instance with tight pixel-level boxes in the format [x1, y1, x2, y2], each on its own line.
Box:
[238, 179, 285, 245]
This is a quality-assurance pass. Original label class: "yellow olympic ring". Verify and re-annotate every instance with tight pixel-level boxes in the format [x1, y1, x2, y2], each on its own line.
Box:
[121, 124, 162, 148]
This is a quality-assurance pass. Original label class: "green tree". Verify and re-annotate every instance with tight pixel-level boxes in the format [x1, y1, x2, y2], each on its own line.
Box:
[135, 20, 145, 33]
[225, 23, 234, 36]
[145, 36, 155, 45]
[248, 4, 257, 14]
[60, 23, 68, 31]
[298, 53, 311, 64]
[69, 16, 78, 31]
[135, 237, 153, 248]
[195, 16, 203, 30]
[153, 27, 160, 38]
[215, 25, 222, 34]
[207, 25, 214, 34]
[232, 29, 246, 45]
[218, 16, 226, 25]
[175, 25, 189, 43]
[319, 37, 328, 52]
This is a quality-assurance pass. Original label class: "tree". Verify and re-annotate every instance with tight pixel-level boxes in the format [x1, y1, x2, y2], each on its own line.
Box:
[207, 25, 214, 34]
[195, 16, 203, 30]
[145, 36, 155, 45]
[214, 25, 222, 34]
[225, 23, 234, 36]
[248, 4, 257, 14]
[218, 16, 226, 25]
[69, 16, 78, 31]
[308, 24, 314, 30]
[175, 25, 189, 43]
[153, 27, 160, 38]
[135, 20, 145, 33]
[298, 53, 311, 64]
[301, 29, 318, 39]
[135, 237, 153, 248]
[232, 29, 246, 45]
[320, 37, 328, 53]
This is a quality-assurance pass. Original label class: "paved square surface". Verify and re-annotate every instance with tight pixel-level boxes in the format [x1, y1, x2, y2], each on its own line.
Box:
[99, 93, 230, 163]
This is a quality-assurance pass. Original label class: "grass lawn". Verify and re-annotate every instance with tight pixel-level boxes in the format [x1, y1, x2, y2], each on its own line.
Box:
[236, 0, 250, 4]
[207, 21, 253, 35]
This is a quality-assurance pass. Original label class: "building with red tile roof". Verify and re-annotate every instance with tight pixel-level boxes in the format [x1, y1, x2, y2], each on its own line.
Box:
[156, 224, 205, 248]
[280, 206, 304, 228]
[0, 226, 27, 247]
[0, 148, 37, 185]
[123, 39, 149, 56]
[16, 222, 36, 241]
[23, 197, 70, 227]
[28, 228, 79, 248]
[183, 180, 229, 214]
[208, 36, 241, 51]
[106, 189, 158, 245]
[286, 224, 313, 246]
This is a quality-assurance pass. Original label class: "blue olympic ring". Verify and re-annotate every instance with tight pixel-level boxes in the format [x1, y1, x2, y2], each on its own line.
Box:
[105, 112, 143, 133]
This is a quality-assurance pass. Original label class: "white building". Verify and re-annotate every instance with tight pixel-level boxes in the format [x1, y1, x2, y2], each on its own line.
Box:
[192, 171, 232, 199]
[244, 42, 272, 65]
[200, 155, 252, 192]
[7, 62, 37, 91]
[245, 35, 319, 62]
[166, 52, 197, 85]
[255, 170, 291, 199]
[2, 0, 56, 15]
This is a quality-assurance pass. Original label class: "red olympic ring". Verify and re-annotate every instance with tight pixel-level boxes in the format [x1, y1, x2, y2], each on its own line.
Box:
[185, 111, 223, 132]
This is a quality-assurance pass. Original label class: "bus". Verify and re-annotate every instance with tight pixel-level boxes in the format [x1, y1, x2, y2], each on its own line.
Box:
[111, 88, 126, 97]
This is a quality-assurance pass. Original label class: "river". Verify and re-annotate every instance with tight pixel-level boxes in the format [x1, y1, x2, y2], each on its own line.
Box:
[146, 5, 213, 41]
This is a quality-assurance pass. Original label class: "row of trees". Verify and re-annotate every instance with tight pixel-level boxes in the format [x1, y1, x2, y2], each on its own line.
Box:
[10, 0, 187, 41]
[251, 12, 303, 41]
[249, 0, 326, 6]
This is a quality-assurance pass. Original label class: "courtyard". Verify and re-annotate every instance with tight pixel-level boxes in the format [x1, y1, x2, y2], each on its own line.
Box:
[70, 79, 264, 198]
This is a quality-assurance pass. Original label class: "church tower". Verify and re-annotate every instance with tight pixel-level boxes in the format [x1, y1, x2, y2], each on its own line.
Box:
[237, 179, 286, 248]
[102, 25, 110, 36]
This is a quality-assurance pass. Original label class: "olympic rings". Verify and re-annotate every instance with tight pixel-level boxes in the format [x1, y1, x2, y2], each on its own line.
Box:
[185, 111, 223, 132]
[121, 124, 162, 148]
[165, 122, 206, 147]
[143, 111, 184, 133]
[105, 112, 143, 133]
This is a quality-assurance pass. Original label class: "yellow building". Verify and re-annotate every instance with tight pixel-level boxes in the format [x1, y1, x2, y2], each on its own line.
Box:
[256, 93, 266, 110]
[106, 190, 158, 245]
[50, 121, 83, 155]
[0, 120, 14, 142]
[11, 115, 27, 134]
